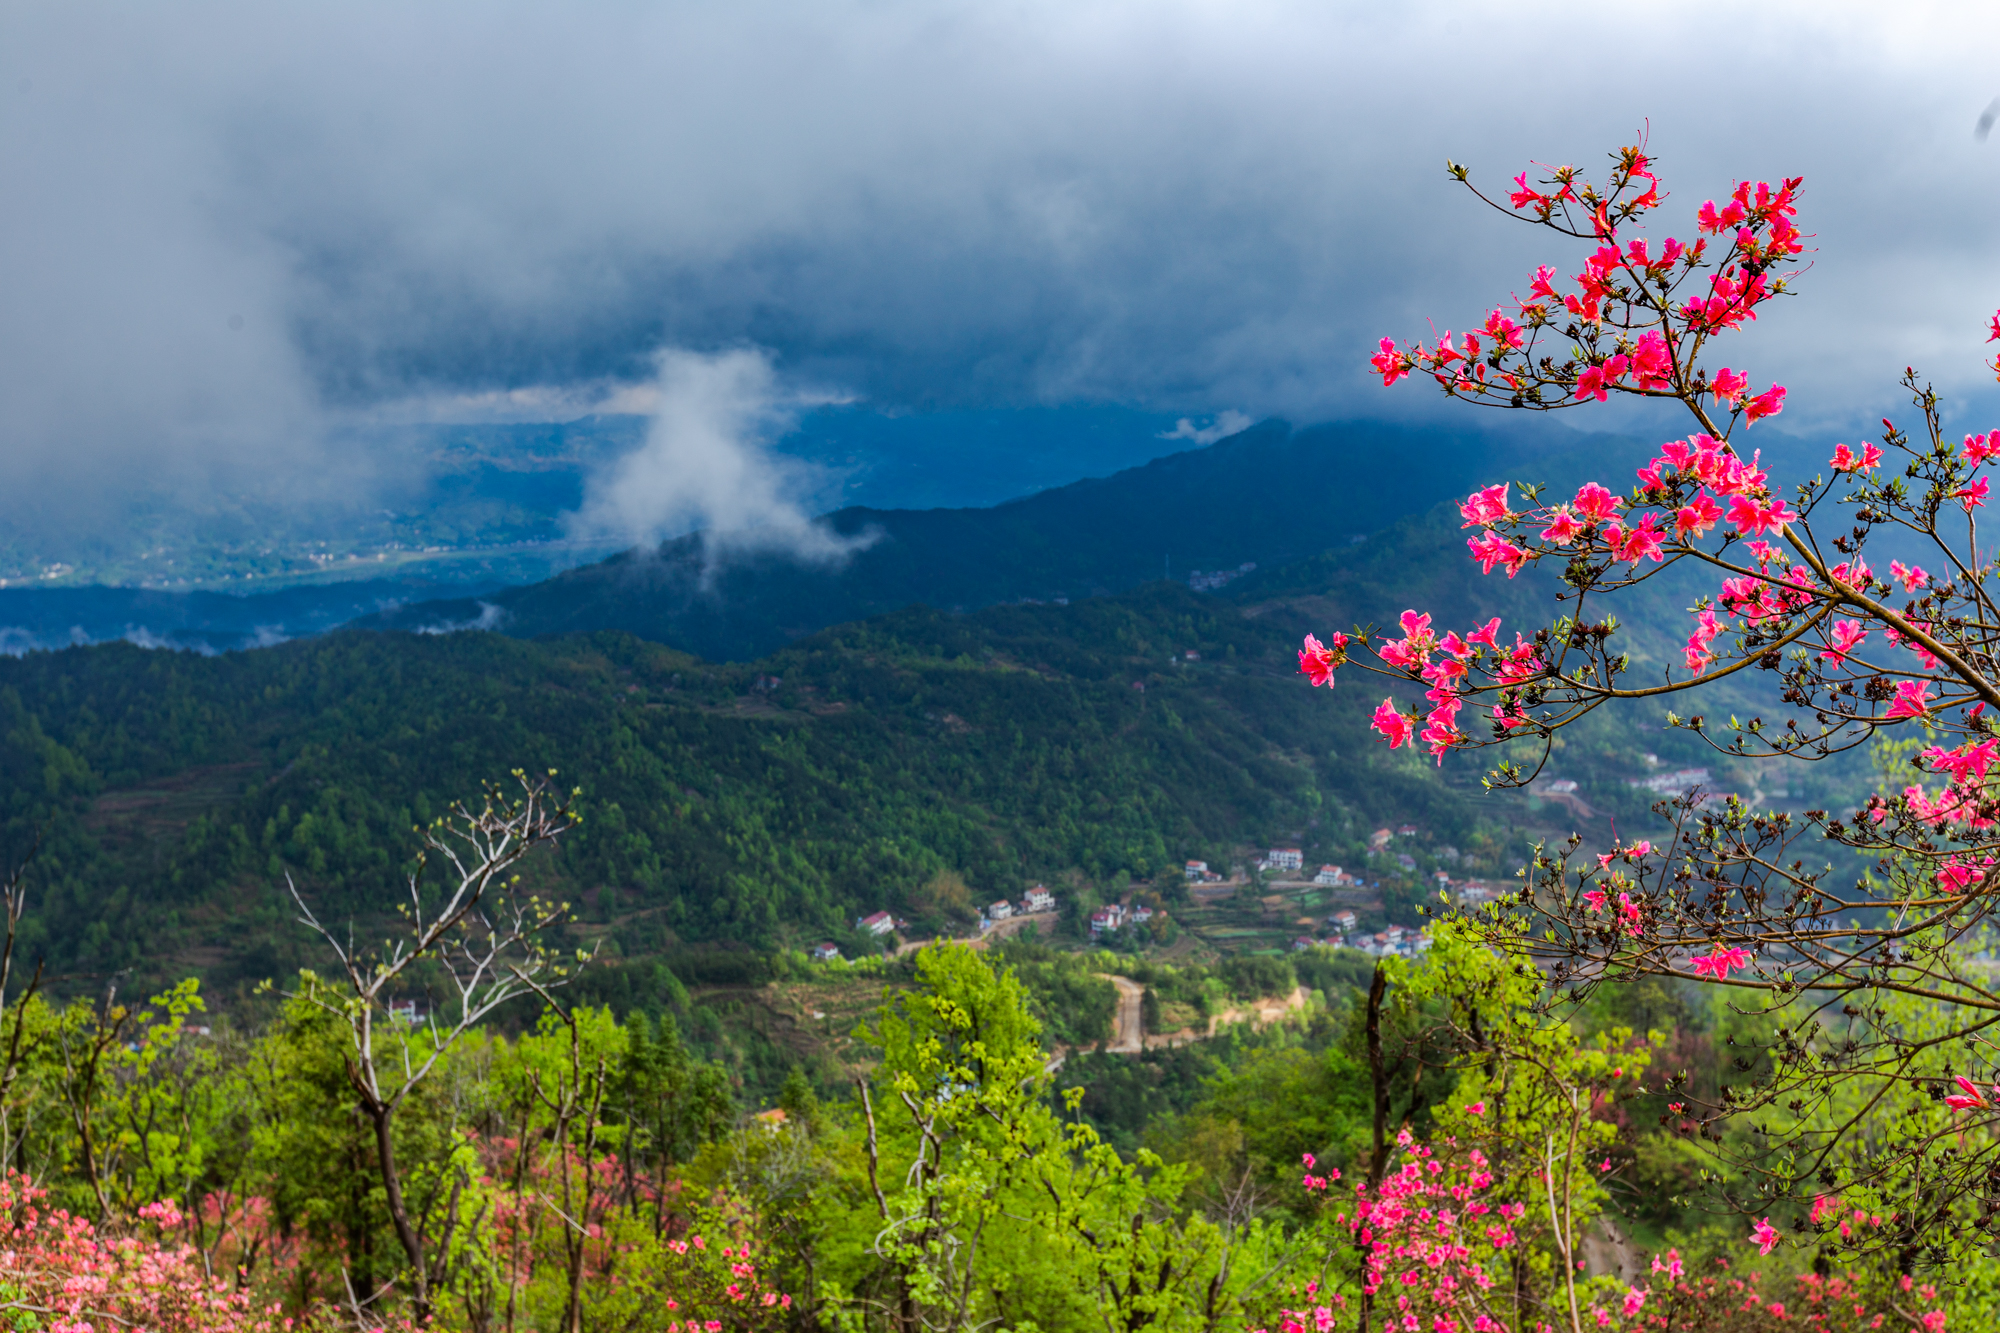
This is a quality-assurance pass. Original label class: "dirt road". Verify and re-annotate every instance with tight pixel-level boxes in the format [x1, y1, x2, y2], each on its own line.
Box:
[1101, 978, 1308, 1055]
[1107, 975, 1145, 1053]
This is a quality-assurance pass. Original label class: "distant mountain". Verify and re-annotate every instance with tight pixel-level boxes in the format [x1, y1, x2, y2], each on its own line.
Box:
[360, 418, 1619, 660]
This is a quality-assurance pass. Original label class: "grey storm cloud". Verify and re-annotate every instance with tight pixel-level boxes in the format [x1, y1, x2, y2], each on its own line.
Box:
[4, 0, 2000, 533]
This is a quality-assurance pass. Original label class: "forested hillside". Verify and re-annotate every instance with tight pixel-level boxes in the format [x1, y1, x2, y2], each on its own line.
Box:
[0, 584, 1533, 999]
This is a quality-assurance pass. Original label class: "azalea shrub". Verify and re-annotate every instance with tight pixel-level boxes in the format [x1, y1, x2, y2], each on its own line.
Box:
[0, 1179, 301, 1333]
[1265, 1148, 1948, 1333]
[1297, 139, 2000, 1273]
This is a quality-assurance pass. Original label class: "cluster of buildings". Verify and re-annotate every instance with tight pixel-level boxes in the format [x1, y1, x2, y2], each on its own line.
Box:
[1089, 900, 1156, 936]
[1184, 859, 1225, 884]
[1295, 922, 1431, 958]
[983, 884, 1057, 928]
[1187, 562, 1256, 593]
[1259, 847, 1304, 873]
[1628, 766, 1711, 796]
[1367, 825, 1421, 851]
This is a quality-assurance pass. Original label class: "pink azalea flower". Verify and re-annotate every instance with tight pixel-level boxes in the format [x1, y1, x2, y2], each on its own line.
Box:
[1954, 476, 1990, 511]
[1965, 430, 2000, 464]
[1582, 889, 1608, 912]
[1371, 699, 1414, 749]
[1726, 494, 1797, 538]
[1943, 1075, 1989, 1111]
[1744, 539, 1785, 565]
[1820, 619, 1867, 667]
[1459, 483, 1512, 528]
[1675, 491, 1723, 538]
[1371, 338, 1408, 386]
[1467, 531, 1529, 577]
[1658, 438, 1696, 471]
[1298, 633, 1345, 688]
[1936, 861, 1981, 894]
[1709, 366, 1749, 404]
[1830, 442, 1884, 472]
[1420, 713, 1464, 763]
[1572, 482, 1623, 522]
[1612, 512, 1666, 564]
[1886, 680, 1933, 720]
[1751, 1217, 1782, 1255]
[1699, 200, 1747, 234]
[1631, 330, 1671, 390]
[1890, 560, 1929, 591]
[1465, 617, 1501, 650]
[1540, 509, 1585, 545]
[1743, 383, 1787, 422]
[1574, 365, 1609, 402]
[1483, 309, 1524, 350]
[1922, 739, 2000, 784]
[1689, 945, 1753, 980]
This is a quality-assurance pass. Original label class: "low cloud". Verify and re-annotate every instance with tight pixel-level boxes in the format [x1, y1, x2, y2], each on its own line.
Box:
[414, 602, 509, 636]
[568, 348, 870, 566]
[1158, 411, 1254, 446]
[7, 0, 2000, 557]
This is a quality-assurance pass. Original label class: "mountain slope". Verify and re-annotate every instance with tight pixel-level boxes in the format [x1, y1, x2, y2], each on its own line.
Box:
[0, 585, 1539, 997]
[360, 418, 1621, 660]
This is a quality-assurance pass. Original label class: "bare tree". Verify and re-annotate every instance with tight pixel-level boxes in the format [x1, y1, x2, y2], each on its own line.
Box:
[282, 771, 581, 1326]
[0, 832, 46, 1172]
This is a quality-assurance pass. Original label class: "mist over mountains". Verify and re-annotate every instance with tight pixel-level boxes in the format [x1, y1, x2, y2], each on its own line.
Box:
[0, 405, 1208, 652]
[359, 417, 1596, 659]
[1, 404, 1843, 669]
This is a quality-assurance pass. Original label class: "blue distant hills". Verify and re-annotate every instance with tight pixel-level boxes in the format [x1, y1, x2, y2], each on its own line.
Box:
[0, 411, 1611, 658]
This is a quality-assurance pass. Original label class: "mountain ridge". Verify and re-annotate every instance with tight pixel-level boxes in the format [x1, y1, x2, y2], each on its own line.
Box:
[359, 416, 1623, 660]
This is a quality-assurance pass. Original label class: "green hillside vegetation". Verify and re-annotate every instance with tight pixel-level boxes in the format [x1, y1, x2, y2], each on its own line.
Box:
[0, 584, 1544, 1002]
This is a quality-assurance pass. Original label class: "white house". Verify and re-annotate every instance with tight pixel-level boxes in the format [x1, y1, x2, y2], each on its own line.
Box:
[1328, 909, 1359, 933]
[1458, 883, 1494, 907]
[857, 911, 895, 936]
[1268, 848, 1303, 871]
[1089, 905, 1125, 935]
[989, 899, 1014, 920]
[810, 942, 842, 963]
[1314, 864, 1347, 886]
[1023, 885, 1055, 913]
[1128, 903, 1154, 925]
[1184, 860, 1209, 881]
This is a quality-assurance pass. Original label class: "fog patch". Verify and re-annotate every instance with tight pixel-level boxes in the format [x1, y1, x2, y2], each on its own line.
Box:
[414, 602, 508, 635]
[569, 348, 873, 570]
[1158, 411, 1253, 446]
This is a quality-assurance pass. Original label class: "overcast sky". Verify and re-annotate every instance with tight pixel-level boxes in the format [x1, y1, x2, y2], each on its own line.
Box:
[5, 0, 2000, 537]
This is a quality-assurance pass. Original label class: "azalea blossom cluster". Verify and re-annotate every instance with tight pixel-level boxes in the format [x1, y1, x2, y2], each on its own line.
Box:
[0, 1177, 303, 1333]
[1368, 148, 1801, 425]
[1303, 139, 2000, 1275]
[1617, 1258, 1946, 1332]
[1271, 1131, 1664, 1333]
